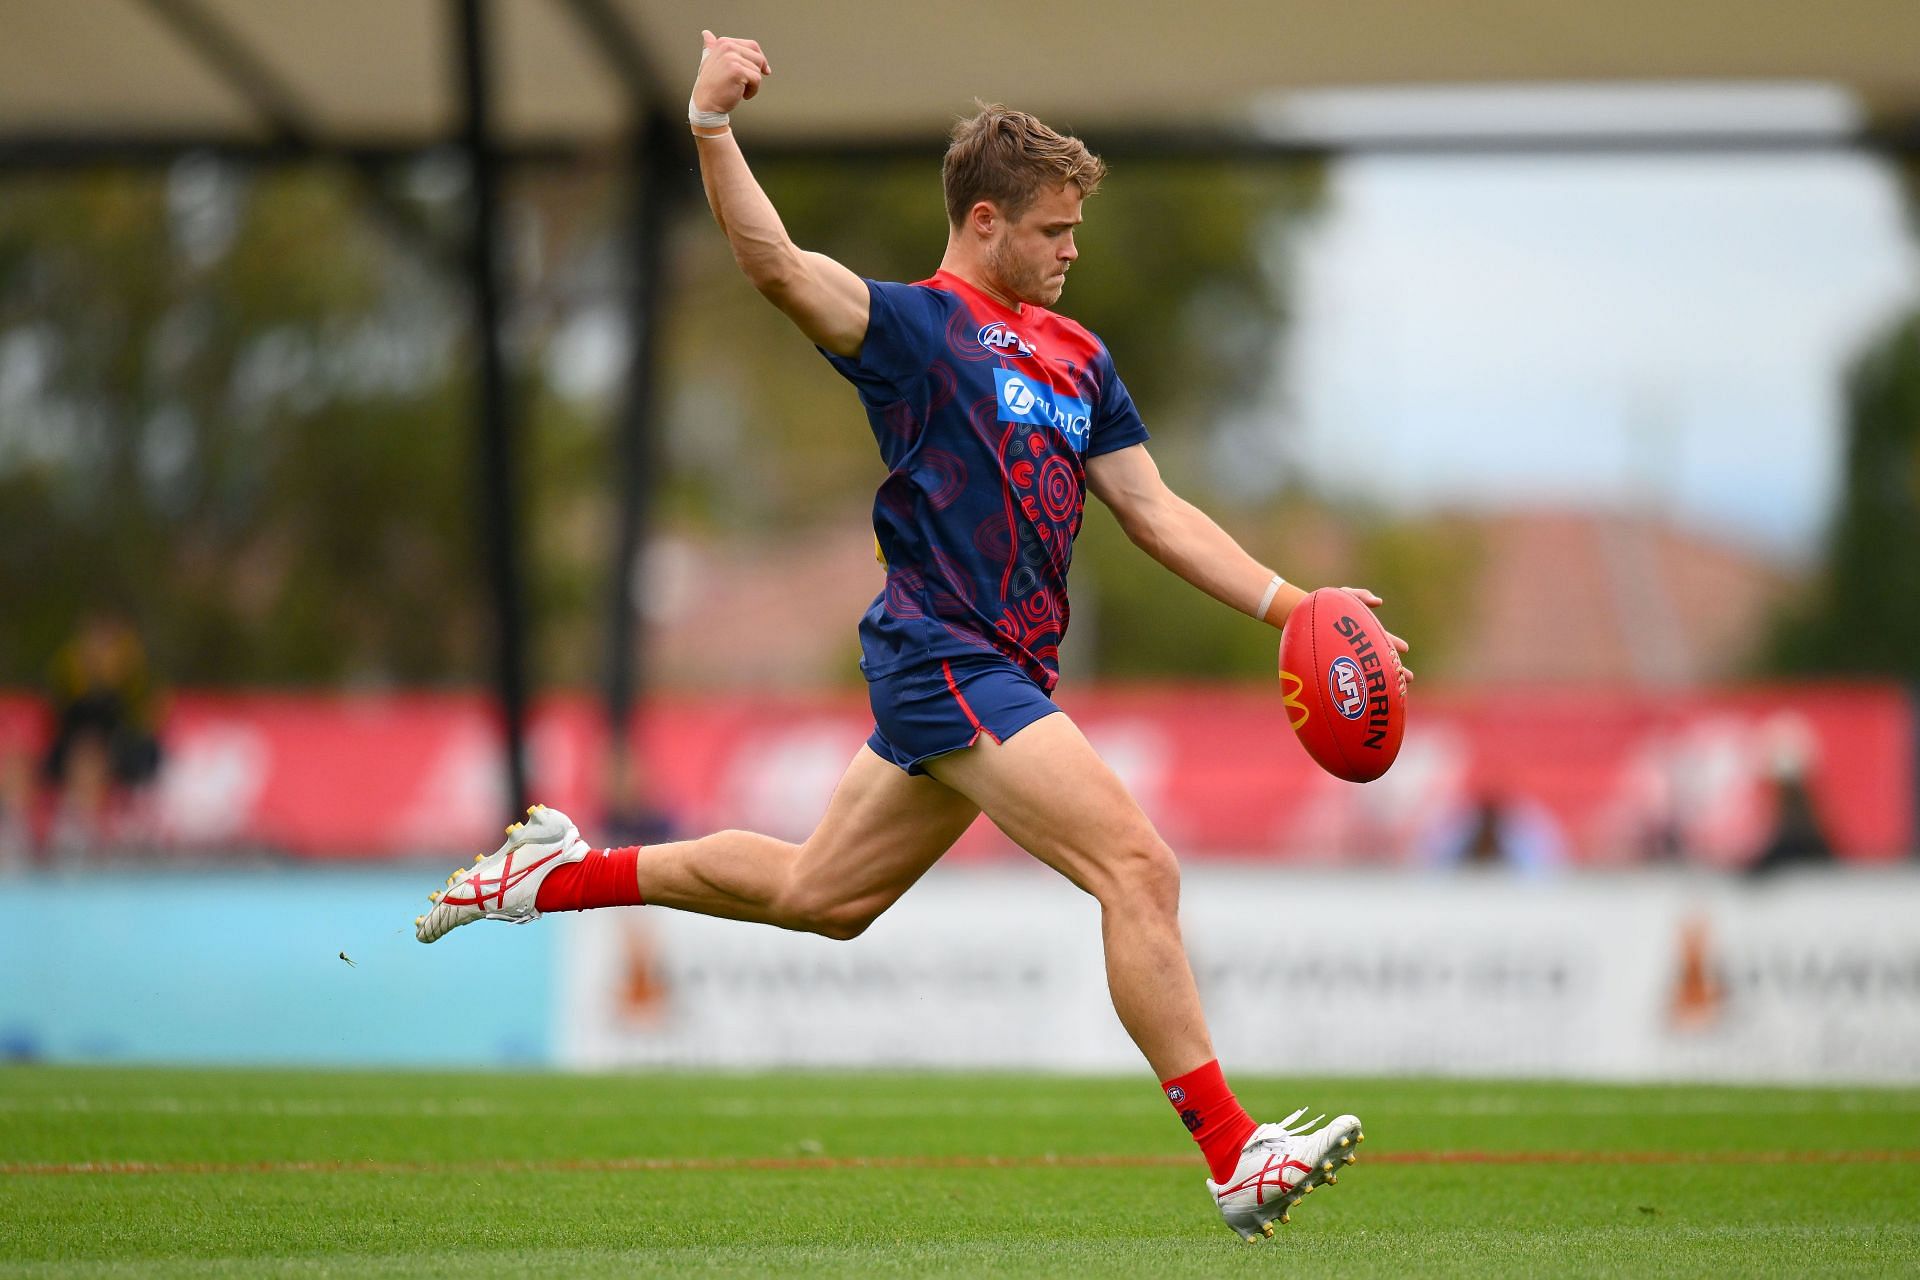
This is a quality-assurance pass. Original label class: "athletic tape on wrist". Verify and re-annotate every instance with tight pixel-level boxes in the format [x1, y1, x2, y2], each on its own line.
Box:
[690, 44, 730, 129]
[1256, 574, 1287, 621]
[691, 41, 733, 131]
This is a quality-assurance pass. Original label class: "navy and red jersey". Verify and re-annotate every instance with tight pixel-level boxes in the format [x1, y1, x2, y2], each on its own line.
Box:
[822, 269, 1150, 690]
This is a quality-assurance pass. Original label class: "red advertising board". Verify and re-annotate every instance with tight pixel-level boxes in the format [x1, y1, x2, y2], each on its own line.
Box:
[1, 684, 1910, 865]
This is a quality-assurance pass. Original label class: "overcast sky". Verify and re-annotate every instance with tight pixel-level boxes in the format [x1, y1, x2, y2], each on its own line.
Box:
[1259, 150, 1919, 560]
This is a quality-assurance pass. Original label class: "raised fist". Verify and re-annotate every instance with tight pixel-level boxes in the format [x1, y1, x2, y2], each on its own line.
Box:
[692, 30, 772, 116]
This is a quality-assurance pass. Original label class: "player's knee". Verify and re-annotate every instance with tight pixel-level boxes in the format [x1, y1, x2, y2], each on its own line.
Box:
[810, 901, 880, 941]
[795, 899, 879, 941]
[777, 878, 880, 941]
[1103, 837, 1181, 917]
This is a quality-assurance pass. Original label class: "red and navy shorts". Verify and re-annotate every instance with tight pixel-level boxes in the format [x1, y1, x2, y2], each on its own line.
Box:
[865, 654, 1060, 776]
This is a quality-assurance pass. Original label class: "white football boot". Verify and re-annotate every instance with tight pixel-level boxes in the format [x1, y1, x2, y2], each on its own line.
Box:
[1208, 1107, 1364, 1241]
[414, 804, 590, 944]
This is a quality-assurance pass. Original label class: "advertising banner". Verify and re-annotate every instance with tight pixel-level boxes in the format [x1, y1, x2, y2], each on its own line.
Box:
[1, 684, 1911, 863]
[0, 871, 554, 1066]
[3, 867, 1913, 1082]
[557, 868, 1920, 1084]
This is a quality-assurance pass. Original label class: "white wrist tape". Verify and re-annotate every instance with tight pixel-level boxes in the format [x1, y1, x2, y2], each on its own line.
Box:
[1256, 574, 1287, 620]
[690, 46, 730, 129]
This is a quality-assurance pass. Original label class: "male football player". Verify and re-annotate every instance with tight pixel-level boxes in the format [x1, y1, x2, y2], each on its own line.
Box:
[417, 31, 1411, 1241]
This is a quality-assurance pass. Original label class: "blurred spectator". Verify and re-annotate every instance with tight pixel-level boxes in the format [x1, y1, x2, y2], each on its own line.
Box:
[40, 610, 166, 857]
[1636, 754, 1688, 863]
[0, 750, 30, 873]
[1746, 724, 1834, 876]
[600, 741, 678, 847]
[1419, 788, 1568, 874]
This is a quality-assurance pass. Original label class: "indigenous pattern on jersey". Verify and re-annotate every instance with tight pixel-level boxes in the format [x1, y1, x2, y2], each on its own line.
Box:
[822, 269, 1149, 690]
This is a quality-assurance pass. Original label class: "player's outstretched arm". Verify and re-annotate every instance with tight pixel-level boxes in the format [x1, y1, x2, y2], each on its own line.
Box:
[689, 31, 869, 357]
[1086, 443, 1413, 676]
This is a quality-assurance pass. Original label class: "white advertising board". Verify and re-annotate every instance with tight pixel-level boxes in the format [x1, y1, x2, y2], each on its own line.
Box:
[556, 867, 1920, 1083]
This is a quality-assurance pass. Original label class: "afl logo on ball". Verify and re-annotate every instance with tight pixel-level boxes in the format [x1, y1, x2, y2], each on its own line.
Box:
[1329, 656, 1366, 720]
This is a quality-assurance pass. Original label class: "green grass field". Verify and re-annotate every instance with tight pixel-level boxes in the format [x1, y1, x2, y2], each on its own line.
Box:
[2, 1067, 1916, 1276]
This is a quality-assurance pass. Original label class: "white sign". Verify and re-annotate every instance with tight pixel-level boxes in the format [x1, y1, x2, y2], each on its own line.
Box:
[555, 868, 1920, 1083]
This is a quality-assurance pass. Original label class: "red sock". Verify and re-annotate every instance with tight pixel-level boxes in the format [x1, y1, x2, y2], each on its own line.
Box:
[533, 845, 644, 912]
[1162, 1059, 1259, 1183]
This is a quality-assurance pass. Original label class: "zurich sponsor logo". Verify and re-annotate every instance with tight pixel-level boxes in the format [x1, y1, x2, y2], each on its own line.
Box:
[1329, 656, 1366, 720]
[1002, 375, 1038, 418]
[992, 367, 1092, 452]
[977, 320, 1034, 358]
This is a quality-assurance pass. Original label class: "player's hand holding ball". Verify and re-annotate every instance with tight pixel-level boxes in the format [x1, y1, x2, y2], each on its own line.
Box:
[692, 30, 772, 120]
[1278, 586, 1411, 783]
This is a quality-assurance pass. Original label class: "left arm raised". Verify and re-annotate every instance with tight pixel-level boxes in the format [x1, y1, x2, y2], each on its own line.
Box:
[1085, 444, 1307, 625]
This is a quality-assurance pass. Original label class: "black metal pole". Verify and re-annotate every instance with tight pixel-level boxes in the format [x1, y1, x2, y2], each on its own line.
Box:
[455, 0, 529, 812]
[603, 111, 682, 774]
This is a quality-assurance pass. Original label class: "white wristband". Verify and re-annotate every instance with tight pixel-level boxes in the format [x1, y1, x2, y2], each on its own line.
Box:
[1255, 574, 1286, 620]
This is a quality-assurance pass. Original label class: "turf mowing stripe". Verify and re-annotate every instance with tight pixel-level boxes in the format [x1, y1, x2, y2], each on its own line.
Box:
[6, 1094, 1917, 1118]
[5, 1150, 1918, 1177]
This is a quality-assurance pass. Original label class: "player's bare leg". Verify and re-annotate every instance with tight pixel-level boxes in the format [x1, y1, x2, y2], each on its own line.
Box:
[419, 748, 977, 945]
[924, 712, 1363, 1239]
[923, 712, 1209, 1077]
[636, 745, 980, 939]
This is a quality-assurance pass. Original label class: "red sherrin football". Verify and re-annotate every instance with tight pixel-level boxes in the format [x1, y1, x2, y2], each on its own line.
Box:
[1278, 587, 1406, 783]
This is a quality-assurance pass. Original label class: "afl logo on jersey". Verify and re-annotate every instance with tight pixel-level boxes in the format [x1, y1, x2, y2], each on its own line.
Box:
[977, 321, 1034, 358]
[1001, 376, 1039, 417]
[1329, 656, 1366, 720]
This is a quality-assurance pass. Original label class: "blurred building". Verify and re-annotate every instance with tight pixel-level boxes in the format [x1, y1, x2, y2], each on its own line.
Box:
[1449, 510, 1794, 686]
[636, 508, 1793, 688]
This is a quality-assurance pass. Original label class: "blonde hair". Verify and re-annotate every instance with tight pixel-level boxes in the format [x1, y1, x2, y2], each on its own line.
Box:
[942, 103, 1106, 228]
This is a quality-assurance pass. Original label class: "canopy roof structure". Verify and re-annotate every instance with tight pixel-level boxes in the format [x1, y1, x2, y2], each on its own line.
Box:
[6, 0, 1920, 157]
